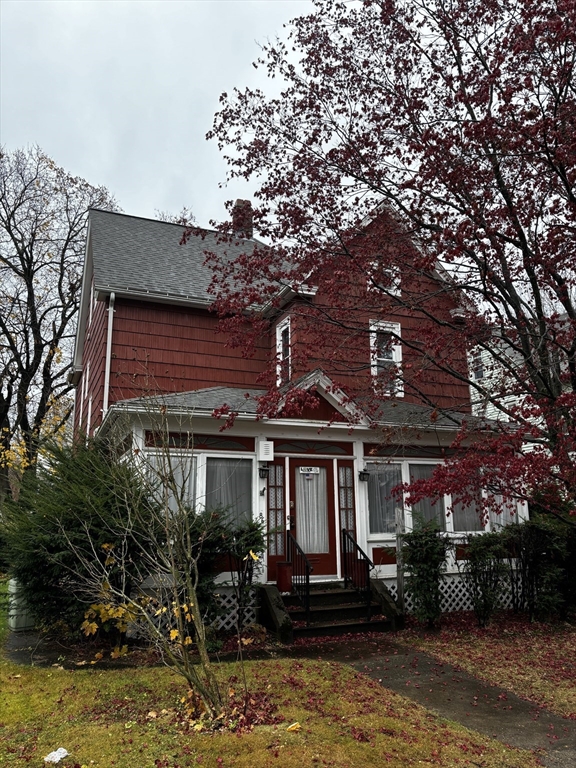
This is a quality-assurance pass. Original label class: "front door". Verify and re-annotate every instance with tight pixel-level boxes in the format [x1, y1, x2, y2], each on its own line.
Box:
[288, 458, 337, 575]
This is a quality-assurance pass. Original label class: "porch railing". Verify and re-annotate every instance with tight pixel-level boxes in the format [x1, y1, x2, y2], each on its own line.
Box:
[341, 528, 373, 621]
[287, 532, 313, 626]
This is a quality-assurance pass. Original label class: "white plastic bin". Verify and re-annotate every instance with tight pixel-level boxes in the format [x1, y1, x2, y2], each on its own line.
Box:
[7, 578, 35, 631]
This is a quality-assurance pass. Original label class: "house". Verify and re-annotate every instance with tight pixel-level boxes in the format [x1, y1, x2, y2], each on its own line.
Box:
[71, 206, 526, 605]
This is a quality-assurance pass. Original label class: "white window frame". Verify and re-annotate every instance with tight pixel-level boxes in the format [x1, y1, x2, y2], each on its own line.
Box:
[365, 461, 403, 535]
[364, 458, 523, 541]
[470, 348, 485, 381]
[142, 449, 256, 524]
[369, 320, 403, 396]
[276, 316, 291, 386]
[143, 450, 197, 514]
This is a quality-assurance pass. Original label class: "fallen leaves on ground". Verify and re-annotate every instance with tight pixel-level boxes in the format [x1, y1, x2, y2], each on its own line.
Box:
[398, 612, 576, 719]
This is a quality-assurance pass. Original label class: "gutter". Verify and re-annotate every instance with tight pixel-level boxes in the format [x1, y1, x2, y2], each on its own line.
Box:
[102, 292, 115, 416]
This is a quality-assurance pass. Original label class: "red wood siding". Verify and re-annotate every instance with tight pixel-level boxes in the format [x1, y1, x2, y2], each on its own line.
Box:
[76, 229, 471, 434]
[107, 299, 268, 405]
[74, 295, 108, 435]
[283, 270, 471, 412]
[278, 393, 347, 422]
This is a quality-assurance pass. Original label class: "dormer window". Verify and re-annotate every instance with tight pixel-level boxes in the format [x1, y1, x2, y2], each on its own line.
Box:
[276, 317, 291, 386]
[370, 320, 403, 396]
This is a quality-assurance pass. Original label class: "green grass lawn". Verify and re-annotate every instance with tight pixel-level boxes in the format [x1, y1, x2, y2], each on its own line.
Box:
[0, 656, 543, 768]
[397, 612, 576, 719]
[0, 575, 540, 768]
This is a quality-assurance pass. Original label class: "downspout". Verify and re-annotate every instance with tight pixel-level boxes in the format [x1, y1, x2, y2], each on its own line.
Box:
[102, 292, 115, 417]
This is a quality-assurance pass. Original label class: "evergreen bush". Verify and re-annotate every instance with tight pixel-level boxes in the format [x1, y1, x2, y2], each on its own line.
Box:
[501, 519, 568, 620]
[458, 532, 508, 627]
[403, 521, 451, 628]
[2, 440, 156, 636]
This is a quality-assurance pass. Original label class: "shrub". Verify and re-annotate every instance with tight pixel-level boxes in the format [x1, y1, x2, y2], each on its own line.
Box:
[2, 440, 156, 636]
[224, 519, 266, 631]
[0, 521, 9, 574]
[458, 532, 508, 627]
[403, 521, 451, 628]
[501, 518, 568, 620]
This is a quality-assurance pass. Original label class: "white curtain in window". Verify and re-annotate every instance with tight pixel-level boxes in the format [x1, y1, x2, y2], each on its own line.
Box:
[489, 495, 517, 528]
[206, 457, 252, 526]
[408, 464, 446, 530]
[452, 499, 484, 531]
[367, 464, 402, 534]
[296, 467, 328, 553]
[145, 452, 196, 514]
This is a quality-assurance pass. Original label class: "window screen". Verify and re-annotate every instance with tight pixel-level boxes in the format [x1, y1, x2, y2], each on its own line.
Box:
[452, 499, 484, 531]
[489, 496, 517, 528]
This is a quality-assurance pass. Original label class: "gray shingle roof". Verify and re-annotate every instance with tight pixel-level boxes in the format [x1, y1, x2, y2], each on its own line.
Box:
[362, 398, 473, 430]
[114, 385, 473, 430]
[115, 387, 266, 415]
[89, 209, 263, 304]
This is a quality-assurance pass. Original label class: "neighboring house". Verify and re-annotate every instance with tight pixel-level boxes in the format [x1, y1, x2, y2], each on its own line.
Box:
[469, 343, 519, 421]
[71, 207, 526, 590]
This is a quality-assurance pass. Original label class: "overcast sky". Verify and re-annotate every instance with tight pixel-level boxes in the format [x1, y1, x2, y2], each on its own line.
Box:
[0, 0, 313, 228]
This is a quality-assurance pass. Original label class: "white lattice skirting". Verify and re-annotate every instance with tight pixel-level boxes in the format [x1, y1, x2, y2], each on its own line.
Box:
[212, 588, 257, 631]
[139, 574, 511, 634]
[131, 586, 257, 637]
[384, 573, 513, 614]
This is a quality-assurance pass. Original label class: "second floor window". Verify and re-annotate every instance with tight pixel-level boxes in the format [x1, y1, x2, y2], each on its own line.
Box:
[471, 349, 484, 380]
[370, 320, 403, 396]
[276, 317, 291, 386]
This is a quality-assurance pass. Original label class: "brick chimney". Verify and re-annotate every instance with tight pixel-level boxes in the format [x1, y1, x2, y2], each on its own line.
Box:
[231, 199, 253, 239]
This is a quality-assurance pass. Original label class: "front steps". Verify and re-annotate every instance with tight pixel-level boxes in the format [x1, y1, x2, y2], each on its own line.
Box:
[258, 579, 403, 642]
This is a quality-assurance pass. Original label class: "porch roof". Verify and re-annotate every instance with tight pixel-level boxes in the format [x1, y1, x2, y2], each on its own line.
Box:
[107, 385, 473, 432]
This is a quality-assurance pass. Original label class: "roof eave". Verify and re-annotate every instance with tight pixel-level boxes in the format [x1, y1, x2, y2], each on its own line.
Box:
[94, 286, 213, 310]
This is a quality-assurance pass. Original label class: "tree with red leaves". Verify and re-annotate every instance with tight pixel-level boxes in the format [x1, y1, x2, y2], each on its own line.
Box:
[208, 0, 576, 524]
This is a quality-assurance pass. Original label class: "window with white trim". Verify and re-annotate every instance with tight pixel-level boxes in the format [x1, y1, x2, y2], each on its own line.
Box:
[451, 498, 484, 531]
[205, 457, 252, 527]
[408, 463, 446, 530]
[145, 452, 197, 515]
[367, 463, 402, 534]
[143, 451, 254, 528]
[365, 458, 516, 538]
[488, 495, 516, 529]
[471, 348, 484, 381]
[370, 320, 403, 396]
[276, 317, 291, 386]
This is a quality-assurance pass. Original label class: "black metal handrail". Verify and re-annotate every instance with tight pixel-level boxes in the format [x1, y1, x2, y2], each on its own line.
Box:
[287, 532, 313, 626]
[341, 529, 374, 621]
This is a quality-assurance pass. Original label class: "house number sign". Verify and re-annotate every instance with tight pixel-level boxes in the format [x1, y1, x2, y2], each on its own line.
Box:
[299, 466, 320, 474]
